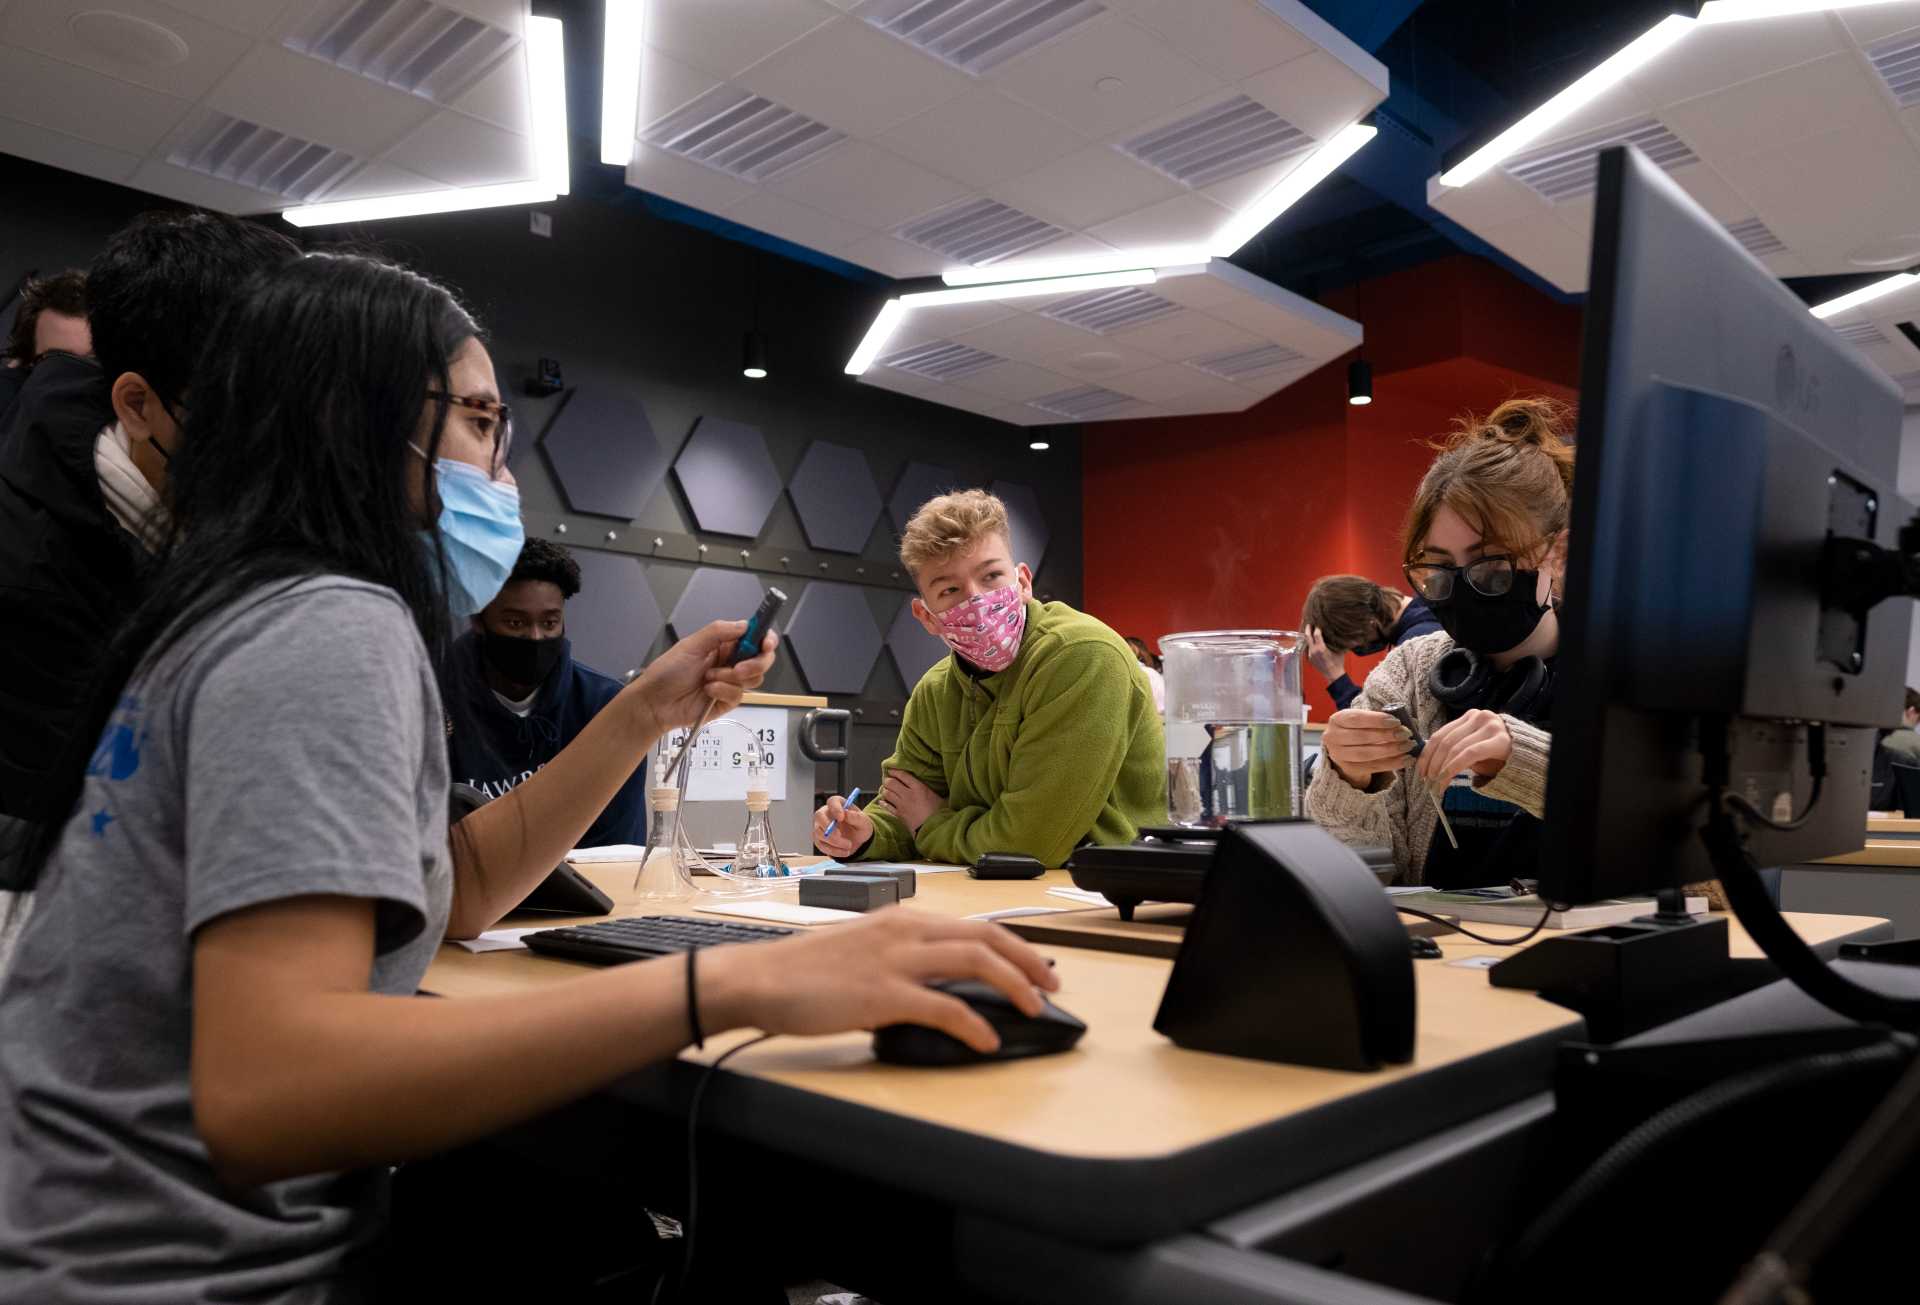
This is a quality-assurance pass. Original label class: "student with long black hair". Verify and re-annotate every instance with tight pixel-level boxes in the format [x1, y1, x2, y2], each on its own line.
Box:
[0, 253, 1057, 1305]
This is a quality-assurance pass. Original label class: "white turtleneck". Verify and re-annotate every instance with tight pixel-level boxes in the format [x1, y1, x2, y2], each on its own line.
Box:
[93, 423, 168, 553]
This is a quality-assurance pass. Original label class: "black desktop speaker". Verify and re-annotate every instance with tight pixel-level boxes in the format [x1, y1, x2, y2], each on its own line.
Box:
[1153, 822, 1415, 1072]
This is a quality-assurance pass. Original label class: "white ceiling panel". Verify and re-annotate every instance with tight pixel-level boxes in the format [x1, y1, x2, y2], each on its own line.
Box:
[990, 141, 1186, 228]
[1111, 0, 1315, 81]
[1624, 11, 1842, 112]
[723, 188, 862, 251]
[648, 0, 838, 82]
[384, 103, 533, 186]
[627, 139, 760, 211]
[1660, 51, 1886, 161]
[1086, 190, 1233, 247]
[1239, 49, 1378, 143]
[207, 43, 437, 158]
[0, 43, 190, 154]
[837, 229, 953, 277]
[319, 158, 441, 200]
[451, 45, 532, 133]
[765, 137, 968, 227]
[854, 257, 1358, 423]
[129, 154, 298, 212]
[161, 0, 298, 37]
[989, 11, 1217, 139]
[0, 114, 143, 183]
[1839, 9, 1920, 46]
[875, 85, 1087, 191]
[0, 0, 253, 100]
[739, 15, 972, 136]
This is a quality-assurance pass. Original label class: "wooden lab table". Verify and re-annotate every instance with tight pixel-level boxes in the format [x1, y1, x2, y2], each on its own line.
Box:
[1781, 815, 1920, 938]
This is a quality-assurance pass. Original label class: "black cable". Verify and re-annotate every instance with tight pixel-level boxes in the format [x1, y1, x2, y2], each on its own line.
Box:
[651, 1031, 775, 1305]
[1395, 901, 1556, 946]
[1723, 723, 1828, 833]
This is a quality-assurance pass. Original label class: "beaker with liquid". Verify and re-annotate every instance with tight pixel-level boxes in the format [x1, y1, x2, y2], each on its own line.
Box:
[1161, 629, 1304, 827]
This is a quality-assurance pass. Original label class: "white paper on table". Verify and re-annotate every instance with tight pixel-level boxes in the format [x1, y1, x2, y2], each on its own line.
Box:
[566, 844, 647, 864]
[965, 906, 1069, 922]
[1046, 886, 1110, 906]
[451, 927, 546, 954]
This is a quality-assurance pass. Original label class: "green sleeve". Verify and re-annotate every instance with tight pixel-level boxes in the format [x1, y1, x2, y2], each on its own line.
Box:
[859, 682, 945, 862]
[914, 642, 1135, 868]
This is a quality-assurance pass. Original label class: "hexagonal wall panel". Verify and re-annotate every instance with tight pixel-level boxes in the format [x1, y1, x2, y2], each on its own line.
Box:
[673, 416, 782, 538]
[788, 441, 883, 554]
[540, 390, 669, 520]
[886, 461, 965, 535]
[565, 549, 664, 681]
[783, 582, 883, 697]
[668, 568, 768, 641]
[888, 599, 950, 689]
[990, 480, 1050, 577]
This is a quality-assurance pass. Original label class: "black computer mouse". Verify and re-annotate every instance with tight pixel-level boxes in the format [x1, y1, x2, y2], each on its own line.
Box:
[1410, 936, 1442, 959]
[873, 979, 1086, 1067]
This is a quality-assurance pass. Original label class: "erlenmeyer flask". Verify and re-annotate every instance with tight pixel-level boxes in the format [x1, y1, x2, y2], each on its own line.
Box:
[635, 736, 689, 901]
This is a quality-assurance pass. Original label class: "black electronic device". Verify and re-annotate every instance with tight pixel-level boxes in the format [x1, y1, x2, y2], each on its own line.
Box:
[838, 864, 916, 898]
[872, 979, 1085, 1066]
[1067, 828, 1394, 921]
[448, 783, 613, 917]
[728, 587, 786, 666]
[970, 852, 1045, 880]
[523, 356, 564, 397]
[521, 914, 796, 965]
[799, 873, 899, 912]
[1154, 821, 1415, 1071]
[1500, 144, 1913, 1031]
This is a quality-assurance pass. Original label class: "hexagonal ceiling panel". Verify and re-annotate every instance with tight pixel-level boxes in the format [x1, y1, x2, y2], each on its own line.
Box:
[886, 460, 967, 535]
[564, 548, 664, 681]
[541, 390, 670, 520]
[783, 581, 883, 696]
[668, 567, 768, 641]
[673, 416, 783, 537]
[788, 440, 883, 554]
[887, 598, 950, 689]
[989, 479, 1050, 577]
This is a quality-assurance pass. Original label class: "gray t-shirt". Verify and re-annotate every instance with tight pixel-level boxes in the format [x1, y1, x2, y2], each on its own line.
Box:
[0, 577, 451, 1304]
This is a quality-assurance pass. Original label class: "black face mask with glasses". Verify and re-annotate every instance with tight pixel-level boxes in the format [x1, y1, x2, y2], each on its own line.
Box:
[1403, 554, 1550, 656]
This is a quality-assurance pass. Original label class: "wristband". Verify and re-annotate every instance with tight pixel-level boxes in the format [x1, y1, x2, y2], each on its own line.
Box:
[685, 949, 705, 1051]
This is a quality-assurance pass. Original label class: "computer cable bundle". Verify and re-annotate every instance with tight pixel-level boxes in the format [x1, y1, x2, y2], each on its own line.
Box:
[1392, 901, 1555, 947]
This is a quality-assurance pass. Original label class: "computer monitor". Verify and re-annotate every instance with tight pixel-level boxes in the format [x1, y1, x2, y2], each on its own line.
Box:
[1540, 145, 1909, 907]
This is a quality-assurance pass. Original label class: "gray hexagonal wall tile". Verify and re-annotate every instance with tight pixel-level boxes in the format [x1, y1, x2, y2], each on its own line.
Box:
[673, 416, 782, 537]
[668, 567, 767, 640]
[783, 582, 882, 696]
[990, 479, 1050, 576]
[540, 390, 669, 520]
[886, 461, 965, 534]
[788, 441, 882, 554]
[887, 598, 950, 688]
[565, 549, 663, 681]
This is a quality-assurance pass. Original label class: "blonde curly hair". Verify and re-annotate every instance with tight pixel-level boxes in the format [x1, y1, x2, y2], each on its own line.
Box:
[899, 489, 1011, 576]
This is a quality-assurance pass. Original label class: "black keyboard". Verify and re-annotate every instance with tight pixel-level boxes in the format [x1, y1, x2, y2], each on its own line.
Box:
[521, 914, 796, 966]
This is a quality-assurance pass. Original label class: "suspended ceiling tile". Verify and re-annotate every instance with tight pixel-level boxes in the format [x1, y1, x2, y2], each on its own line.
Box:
[566, 550, 665, 681]
[1111, 0, 1316, 81]
[887, 598, 949, 688]
[888, 461, 965, 533]
[0, 44, 190, 154]
[1200, 149, 1307, 212]
[451, 47, 532, 134]
[837, 229, 949, 278]
[1840, 9, 1920, 45]
[673, 416, 784, 538]
[1105, 308, 1265, 362]
[1086, 189, 1233, 248]
[1101, 361, 1223, 403]
[1424, 168, 1544, 235]
[1669, 162, 1755, 224]
[990, 11, 1215, 139]
[385, 108, 532, 187]
[1047, 335, 1171, 384]
[764, 137, 968, 229]
[1238, 49, 1375, 143]
[161, 0, 296, 36]
[884, 299, 1018, 349]
[738, 15, 972, 137]
[990, 141, 1186, 229]
[1712, 122, 1920, 266]
[1660, 53, 1887, 162]
[1467, 217, 1591, 294]
[647, 0, 839, 82]
[946, 357, 1074, 404]
[1624, 11, 1842, 113]
[989, 479, 1049, 573]
[0, 114, 143, 183]
[875, 86, 1087, 192]
[435, 0, 524, 26]
[207, 42, 434, 159]
[725, 188, 871, 252]
[787, 440, 883, 554]
[542, 391, 671, 521]
[668, 567, 769, 640]
[952, 310, 1104, 367]
[129, 156, 295, 213]
[634, 46, 723, 131]
[626, 141, 759, 213]
[783, 581, 883, 696]
[317, 159, 440, 201]
[0, 0, 253, 100]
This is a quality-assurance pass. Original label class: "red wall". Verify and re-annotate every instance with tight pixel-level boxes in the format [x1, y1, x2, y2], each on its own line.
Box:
[1082, 256, 1581, 706]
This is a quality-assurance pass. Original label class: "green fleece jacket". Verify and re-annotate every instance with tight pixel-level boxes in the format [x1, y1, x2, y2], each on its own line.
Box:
[863, 599, 1166, 868]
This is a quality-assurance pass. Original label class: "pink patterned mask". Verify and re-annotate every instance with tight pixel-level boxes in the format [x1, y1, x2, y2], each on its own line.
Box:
[931, 584, 1027, 672]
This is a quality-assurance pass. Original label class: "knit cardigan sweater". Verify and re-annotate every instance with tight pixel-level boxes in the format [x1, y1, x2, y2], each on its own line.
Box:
[1305, 632, 1551, 886]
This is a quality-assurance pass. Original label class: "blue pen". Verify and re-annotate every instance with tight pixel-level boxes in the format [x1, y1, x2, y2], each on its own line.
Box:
[823, 786, 863, 840]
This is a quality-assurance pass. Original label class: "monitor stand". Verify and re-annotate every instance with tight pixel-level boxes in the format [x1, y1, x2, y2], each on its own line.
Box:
[1488, 885, 1735, 1041]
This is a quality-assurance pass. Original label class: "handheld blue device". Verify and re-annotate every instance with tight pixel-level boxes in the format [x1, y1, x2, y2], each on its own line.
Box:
[728, 587, 787, 666]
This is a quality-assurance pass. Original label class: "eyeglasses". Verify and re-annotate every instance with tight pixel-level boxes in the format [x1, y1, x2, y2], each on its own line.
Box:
[1403, 555, 1516, 603]
[427, 390, 514, 476]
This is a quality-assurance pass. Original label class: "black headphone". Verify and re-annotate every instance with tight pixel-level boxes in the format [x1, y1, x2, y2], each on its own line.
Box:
[1428, 647, 1553, 724]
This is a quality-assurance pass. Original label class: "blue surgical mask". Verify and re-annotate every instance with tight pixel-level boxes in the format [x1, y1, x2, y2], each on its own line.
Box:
[416, 450, 523, 617]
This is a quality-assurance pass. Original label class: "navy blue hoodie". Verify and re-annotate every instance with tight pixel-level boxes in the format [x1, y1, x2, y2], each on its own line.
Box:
[441, 632, 647, 848]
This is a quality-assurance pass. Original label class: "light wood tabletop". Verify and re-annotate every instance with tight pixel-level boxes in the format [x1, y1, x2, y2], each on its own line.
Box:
[738, 691, 829, 709]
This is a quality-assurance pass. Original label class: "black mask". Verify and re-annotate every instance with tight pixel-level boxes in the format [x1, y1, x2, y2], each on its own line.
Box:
[1352, 629, 1390, 657]
[481, 631, 567, 687]
[1428, 571, 1550, 655]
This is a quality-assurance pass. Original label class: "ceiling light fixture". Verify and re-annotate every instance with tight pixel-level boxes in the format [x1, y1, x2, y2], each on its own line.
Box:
[284, 15, 569, 226]
[1029, 440, 1051, 451]
[1809, 271, 1920, 320]
[1438, 15, 1694, 189]
[742, 330, 768, 379]
[1347, 358, 1372, 406]
[1210, 121, 1378, 256]
[1699, 0, 1911, 19]
[601, 0, 646, 167]
[845, 269, 1159, 375]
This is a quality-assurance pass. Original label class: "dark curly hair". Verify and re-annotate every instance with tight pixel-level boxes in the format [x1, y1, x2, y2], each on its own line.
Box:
[508, 538, 581, 599]
[5, 268, 88, 365]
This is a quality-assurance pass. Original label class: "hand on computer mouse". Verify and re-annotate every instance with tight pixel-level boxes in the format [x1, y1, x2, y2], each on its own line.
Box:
[700, 908, 1058, 1054]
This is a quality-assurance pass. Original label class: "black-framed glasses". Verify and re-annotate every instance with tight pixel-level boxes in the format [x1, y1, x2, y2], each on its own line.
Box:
[1404, 555, 1516, 603]
[428, 390, 514, 475]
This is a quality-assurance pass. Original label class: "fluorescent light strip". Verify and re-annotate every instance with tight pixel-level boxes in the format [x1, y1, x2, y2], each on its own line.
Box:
[1809, 272, 1920, 320]
[1209, 122, 1377, 256]
[847, 269, 1160, 374]
[282, 180, 557, 228]
[527, 16, 569, 195]
[942, 244, 1208, 287]
[1700, 0, 1915, 19]
[601, 0, 645, 167]
[1438, 15, 1694, 189]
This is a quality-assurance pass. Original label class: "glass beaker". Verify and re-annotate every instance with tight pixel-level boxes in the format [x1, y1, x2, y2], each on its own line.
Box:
[1160, 629, 1304, 826]
[635, 736, 690, 900]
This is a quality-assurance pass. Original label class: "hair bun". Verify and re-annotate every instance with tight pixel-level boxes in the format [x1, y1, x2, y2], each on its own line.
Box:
[1478, 396, 1572, 449]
